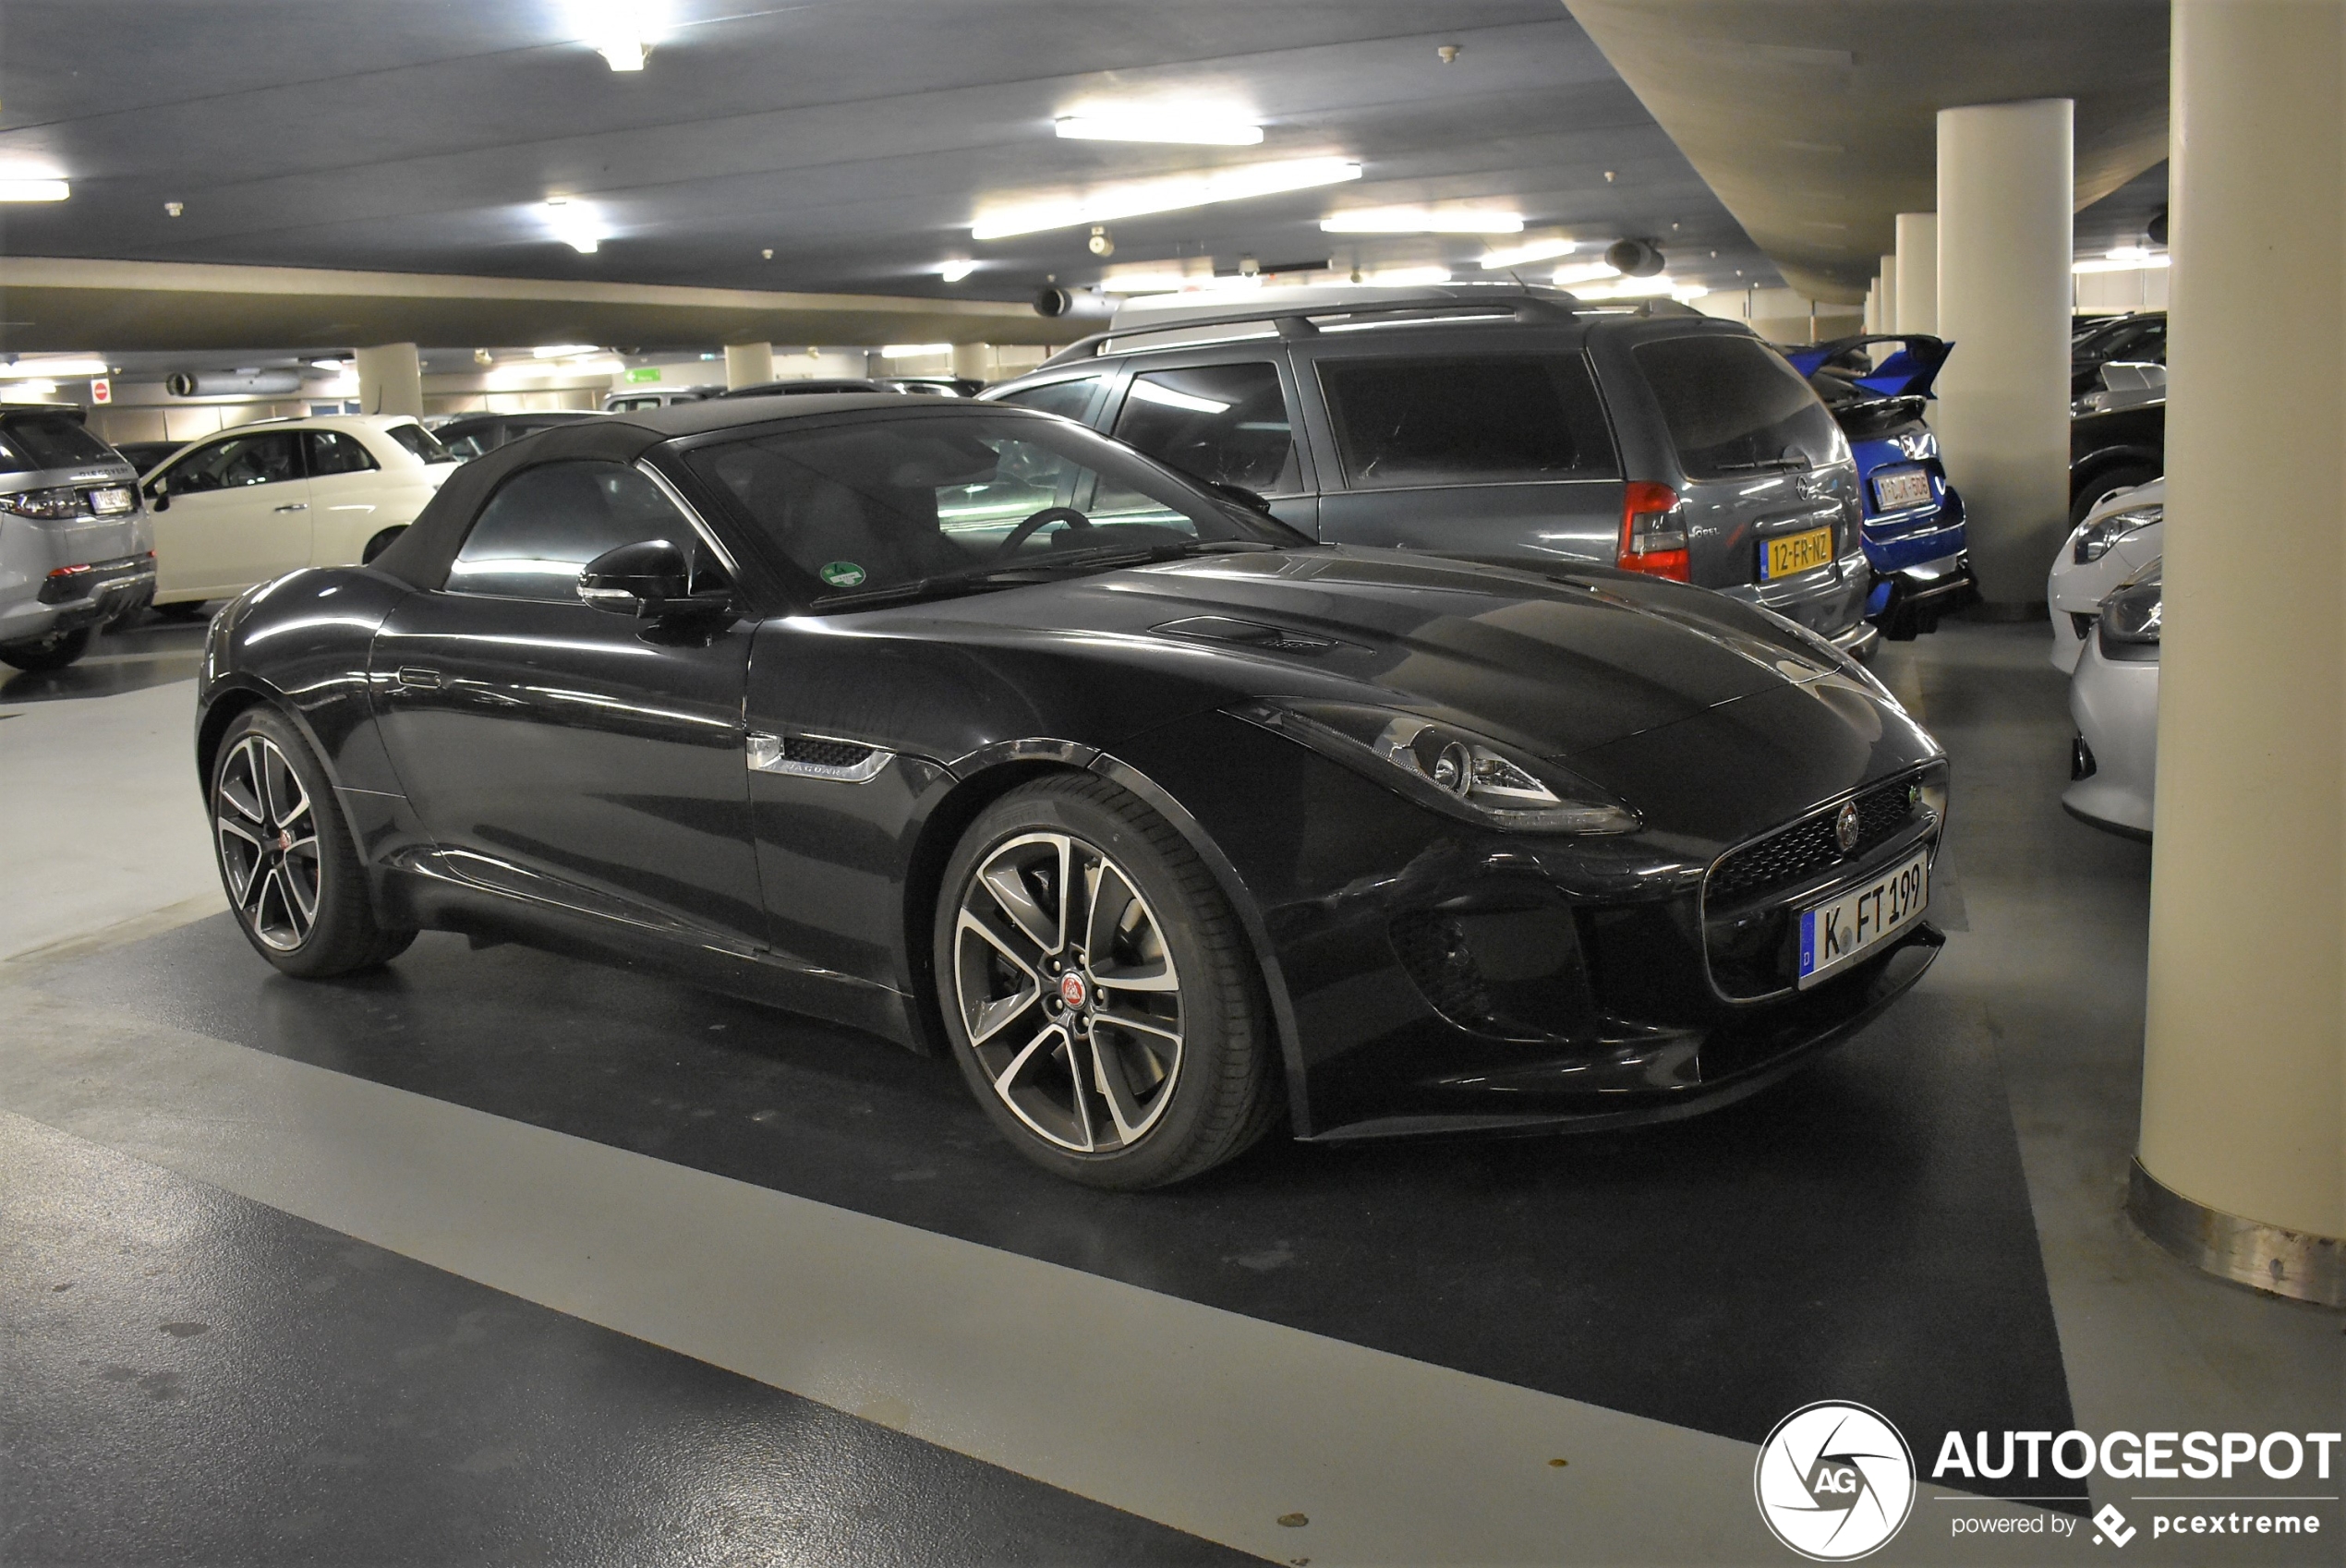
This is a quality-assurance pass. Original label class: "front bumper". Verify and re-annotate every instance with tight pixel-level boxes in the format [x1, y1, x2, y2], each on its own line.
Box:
[2064, 633, 2158, 839]
[1115, 699, 1950, 1141]
[1867, 550, 1979, 640]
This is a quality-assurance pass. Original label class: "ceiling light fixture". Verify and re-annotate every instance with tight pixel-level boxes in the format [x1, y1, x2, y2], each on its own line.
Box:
[1096, 271, 1203, 295]
[880, 343, 952, 359]
[2073, 249, 2171, 274]
[2, 380, 57, 395]
[0, 178, 69, 202]
[532, 344, 601, 358]
[1480, 237, 1578, 269]
[1361, 266, 1454, 287]
[0, 356, 108, 378]
[574, 0, 662, 69]
[308, 358, 351, 371]
[937, 259, 978, 283]
[1322, 207, 1523, 235]
[971, 157, 1360, 240]
[543, 198, 606, 253]
[1054, 114, 1264, 147]
[1573, 273, 1680, 300]
[1552, 260, 1622, 288]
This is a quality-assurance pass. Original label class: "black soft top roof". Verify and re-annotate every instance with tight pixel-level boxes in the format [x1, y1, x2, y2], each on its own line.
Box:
[365, 393, 1029, 589]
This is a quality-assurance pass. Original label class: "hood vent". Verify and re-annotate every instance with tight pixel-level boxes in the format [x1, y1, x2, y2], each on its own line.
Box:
[1152, 615, 1342, 654]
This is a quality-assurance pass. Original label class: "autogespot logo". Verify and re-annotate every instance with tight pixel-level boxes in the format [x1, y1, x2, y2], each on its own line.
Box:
[1755, 1402, 1917, 1561]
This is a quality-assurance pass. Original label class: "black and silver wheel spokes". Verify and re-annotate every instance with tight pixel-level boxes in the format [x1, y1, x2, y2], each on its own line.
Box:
[953, 831, 1184, 1154]
[214, 734, 320, 951]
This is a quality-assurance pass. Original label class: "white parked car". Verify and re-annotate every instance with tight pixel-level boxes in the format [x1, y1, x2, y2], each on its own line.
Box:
[140, 415, 457, 615]
[2047, 476, 2162, 672]
[2064, 557, 2160, 840]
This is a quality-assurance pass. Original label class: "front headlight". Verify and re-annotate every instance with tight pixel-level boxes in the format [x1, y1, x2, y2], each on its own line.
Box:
[1229, 699, 1641, 835]
[2074, 503, 2161, 563]
[2097, 560, 2162, 657]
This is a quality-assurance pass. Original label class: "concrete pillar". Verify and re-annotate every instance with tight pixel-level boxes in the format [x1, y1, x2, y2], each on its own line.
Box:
[950, 343, 994, 384]
[1894, 211, 1937, 334]
[1875, 254, 1897, 342]
[723, 342, 775, 391]
[1863, 281, 1879, 334]
[2134, 0, 2344, 1307]
[354, 343, 421, 418]
[1932, 98, 2073, 609]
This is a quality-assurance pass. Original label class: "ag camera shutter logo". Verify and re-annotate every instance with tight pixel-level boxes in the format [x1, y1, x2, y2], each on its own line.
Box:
[1754, 1402, 1917, 1561]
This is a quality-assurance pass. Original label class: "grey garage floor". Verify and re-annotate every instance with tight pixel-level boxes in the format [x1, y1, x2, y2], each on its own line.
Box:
[0, 615, 2337, 1567]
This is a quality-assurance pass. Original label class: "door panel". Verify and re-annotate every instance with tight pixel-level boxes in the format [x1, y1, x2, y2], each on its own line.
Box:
[150, 431, 310, 597]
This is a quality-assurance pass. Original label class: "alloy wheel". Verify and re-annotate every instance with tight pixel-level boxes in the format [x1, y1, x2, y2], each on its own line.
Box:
[952, 831, 1184, 1153]
[214, 733, 321, 951]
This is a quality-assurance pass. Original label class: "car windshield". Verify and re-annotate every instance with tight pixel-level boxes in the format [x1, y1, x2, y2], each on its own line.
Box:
[688, 411, 1298, 604]
[383, 421, 456, 463]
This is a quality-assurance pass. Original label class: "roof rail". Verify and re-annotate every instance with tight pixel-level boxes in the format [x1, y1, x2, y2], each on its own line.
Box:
[1037, 282, 1588, 368]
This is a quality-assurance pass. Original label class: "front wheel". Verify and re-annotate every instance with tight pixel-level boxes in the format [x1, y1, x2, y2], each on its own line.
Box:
[935, 776, 1279, 1189]
[0, 626, 92, 671]
[211, 706, 417, 977]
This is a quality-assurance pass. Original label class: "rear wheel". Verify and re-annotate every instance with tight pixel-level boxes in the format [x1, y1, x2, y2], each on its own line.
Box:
[2070, 464, 2158, 528]
[211, 706, 416, 977]
[0, 626, 92, 671]
[935, 776, 1279, 1189]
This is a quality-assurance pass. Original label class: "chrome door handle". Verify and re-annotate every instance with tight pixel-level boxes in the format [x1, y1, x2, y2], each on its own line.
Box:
[272, 502, 308, 513]
[395, 666, 443, 689]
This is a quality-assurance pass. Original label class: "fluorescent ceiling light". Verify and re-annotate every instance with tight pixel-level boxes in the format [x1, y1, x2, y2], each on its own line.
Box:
[1552, 261, 1621, 288]
[309, 358, 350, 371]
[1574, 273, 1679, 299]
[0, 179, 69, 202]
[937, 259, 978, 283]
[1097, 272, 1203, 296]
[972, 157, 1360, 239]
[2074, 250, 2171, 274]
[3, 380, 57, 395]
[532, 344, 601, 358]
[880, 343, 952, 359]
[572, 0, 663, 69]
[1322, 207, 1523, 235]
[1055, 115, 1263, 147]
[1129, 380, 1232, 415]
[1481, 237, 1578, 269]
[543, 198, 605, 253]
[1362, 266, 1453, 287]
[0, 356, 108, 378]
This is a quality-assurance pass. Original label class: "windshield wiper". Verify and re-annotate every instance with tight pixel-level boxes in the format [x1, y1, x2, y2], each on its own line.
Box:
[1712, 456, 1809, 474]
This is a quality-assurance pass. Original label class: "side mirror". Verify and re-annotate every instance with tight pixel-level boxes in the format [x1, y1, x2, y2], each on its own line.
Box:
[147, 476, 170, 512]
[577, 538, 734, 620]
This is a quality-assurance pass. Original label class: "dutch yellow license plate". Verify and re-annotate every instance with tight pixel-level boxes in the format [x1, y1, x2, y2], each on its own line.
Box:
[1763, 525, 1835, 580]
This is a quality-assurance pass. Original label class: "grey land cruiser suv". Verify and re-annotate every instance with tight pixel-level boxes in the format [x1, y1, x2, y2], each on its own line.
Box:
[984, 283, 1875, 656]
[0, 406, 151, 673]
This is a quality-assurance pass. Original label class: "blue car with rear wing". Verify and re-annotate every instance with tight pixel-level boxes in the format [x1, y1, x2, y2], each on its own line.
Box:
[1783, 334, 1979, 639]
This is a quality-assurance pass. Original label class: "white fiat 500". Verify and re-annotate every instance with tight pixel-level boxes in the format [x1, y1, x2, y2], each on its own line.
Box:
[140, 416, 458, 615]
[2047, 476, 2162, 672]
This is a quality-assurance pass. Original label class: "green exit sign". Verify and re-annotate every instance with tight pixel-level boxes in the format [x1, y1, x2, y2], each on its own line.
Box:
[624, 366, 663, 384]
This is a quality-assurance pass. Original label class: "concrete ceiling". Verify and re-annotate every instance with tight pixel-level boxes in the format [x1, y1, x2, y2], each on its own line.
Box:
[1566, 0, 2171, 302]
[0, 0, 1780, 356]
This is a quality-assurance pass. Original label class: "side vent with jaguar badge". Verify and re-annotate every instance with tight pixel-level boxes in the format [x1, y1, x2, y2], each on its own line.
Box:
[747, 731, 892, 783]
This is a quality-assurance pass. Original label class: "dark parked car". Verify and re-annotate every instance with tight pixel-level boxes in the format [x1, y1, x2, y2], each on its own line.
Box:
[2071, 310, 2165, 399]
[434, 409, 607, 460]
[2071, 399, 2164, 527]
[194, 396, 1948, 1188]
[986, 283, 1879, 657]
[0, 406, 152, 671]
[1783, 334, 1977, 640]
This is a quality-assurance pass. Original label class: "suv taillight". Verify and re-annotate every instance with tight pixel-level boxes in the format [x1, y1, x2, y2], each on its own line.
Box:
[1618, 481, 1689, 581]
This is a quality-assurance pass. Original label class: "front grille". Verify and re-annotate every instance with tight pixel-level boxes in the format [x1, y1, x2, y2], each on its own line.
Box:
[1708, 774, 1923, 907]
[781, 735, 875, 769]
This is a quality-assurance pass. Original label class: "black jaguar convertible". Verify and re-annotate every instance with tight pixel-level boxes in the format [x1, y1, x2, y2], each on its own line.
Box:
[195, 396, 1947, 1188]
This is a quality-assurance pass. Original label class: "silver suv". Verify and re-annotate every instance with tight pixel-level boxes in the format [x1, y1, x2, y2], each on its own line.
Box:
[0, 407, 152, 672]
[985, 283, 1876, 656]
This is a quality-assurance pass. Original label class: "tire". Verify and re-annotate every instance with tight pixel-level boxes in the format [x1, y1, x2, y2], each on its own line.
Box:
[210, 706, 417, 978]
[934, 775, 1281, 1189]
[360, 526, 405, 564]
[0, 626, 92, 671]
[2070, 464, 2158, 529]
[153, 599, 211, 621]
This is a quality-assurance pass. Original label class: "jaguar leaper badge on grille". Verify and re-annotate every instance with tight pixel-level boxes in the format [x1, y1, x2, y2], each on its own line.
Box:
[1834, 801, 1861, 855]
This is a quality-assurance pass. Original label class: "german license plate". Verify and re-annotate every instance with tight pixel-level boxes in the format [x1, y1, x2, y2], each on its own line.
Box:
[1763, 525, 1835, 580]
[1797, 849, 1929, 987]
[88, 486, 134, 514]
[1871, 467, 1932, 511]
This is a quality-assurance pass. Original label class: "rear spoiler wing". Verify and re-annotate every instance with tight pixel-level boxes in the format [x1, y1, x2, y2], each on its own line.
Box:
[1781, 333, 1953, 399]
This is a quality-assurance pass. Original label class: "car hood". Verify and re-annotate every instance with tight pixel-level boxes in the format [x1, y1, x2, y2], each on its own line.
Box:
[874, 547, 1856, 761]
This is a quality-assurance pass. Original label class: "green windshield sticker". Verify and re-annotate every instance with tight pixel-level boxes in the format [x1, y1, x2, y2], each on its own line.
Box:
[818, 561, 867, 588]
